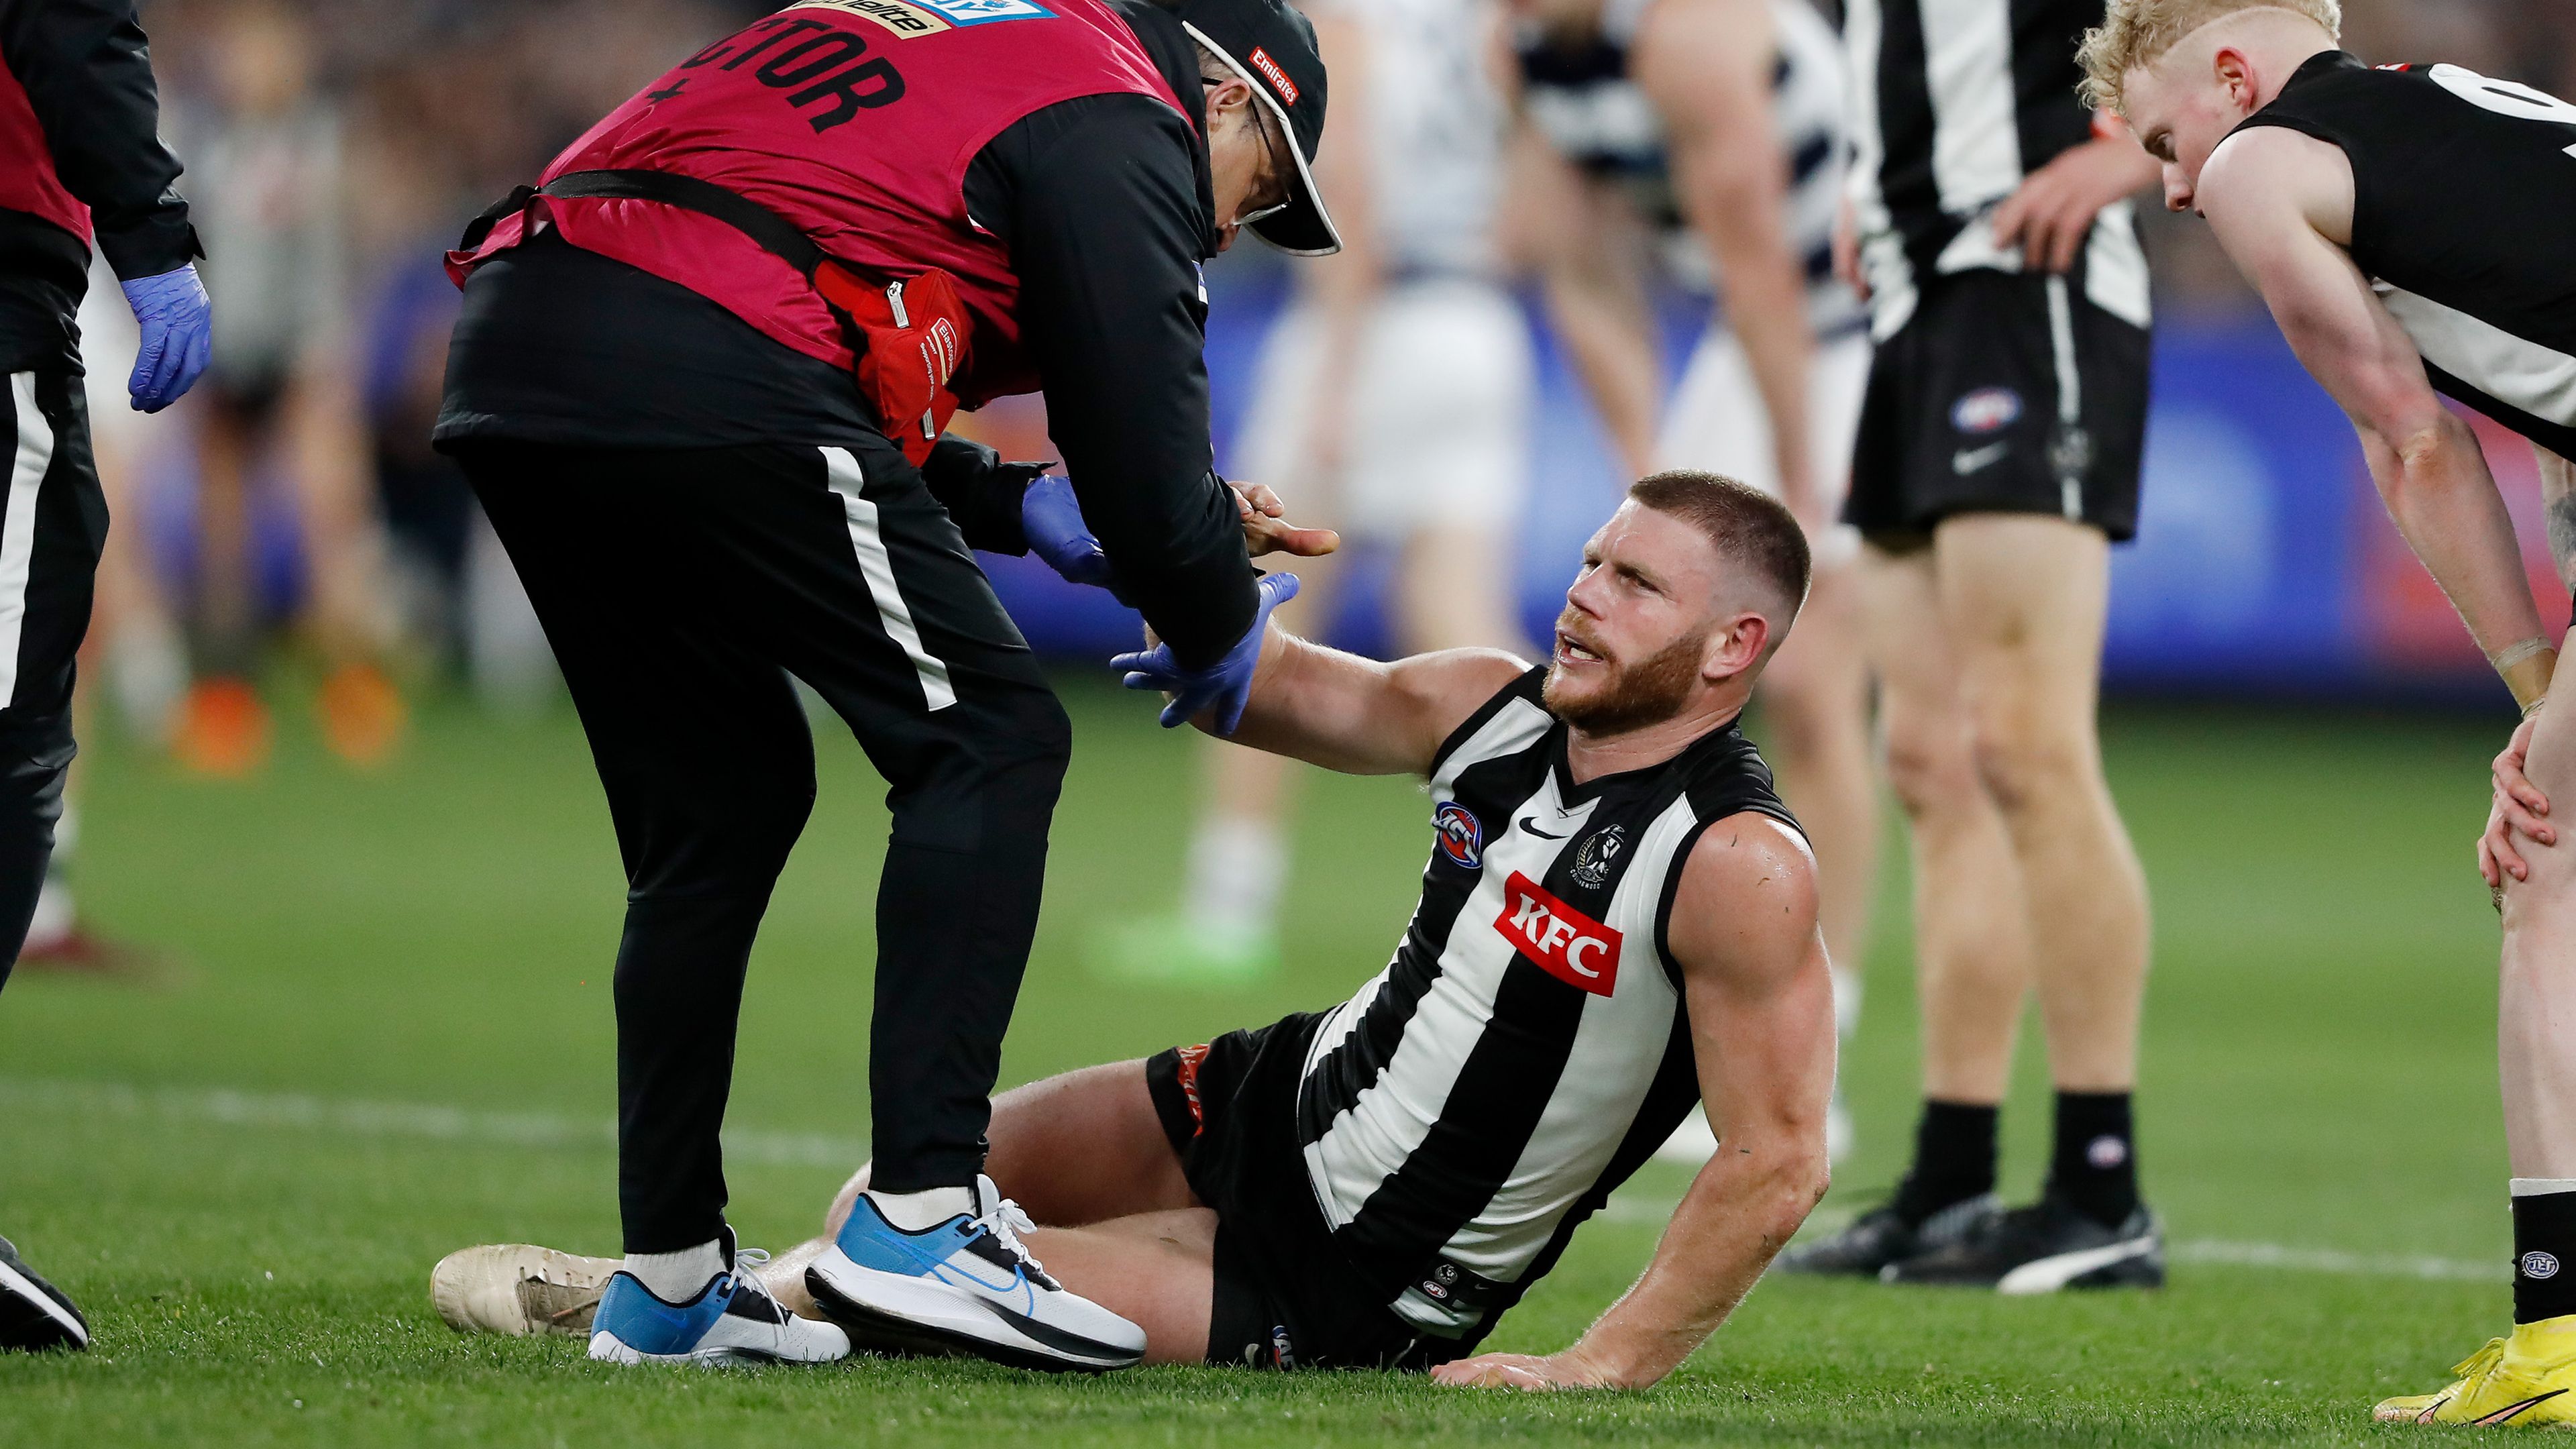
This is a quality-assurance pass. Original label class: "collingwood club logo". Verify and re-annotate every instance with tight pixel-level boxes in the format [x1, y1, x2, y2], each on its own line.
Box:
[1568, 824, 1626, 890]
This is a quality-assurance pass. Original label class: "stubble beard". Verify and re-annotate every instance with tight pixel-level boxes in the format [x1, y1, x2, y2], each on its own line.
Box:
[1542, 625, 1709, 736]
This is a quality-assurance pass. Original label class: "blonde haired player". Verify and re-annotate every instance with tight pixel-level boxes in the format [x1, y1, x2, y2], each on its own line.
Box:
[2098, 0, 2576, 1424]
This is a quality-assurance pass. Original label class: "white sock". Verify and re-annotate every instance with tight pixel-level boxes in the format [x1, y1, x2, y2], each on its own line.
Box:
[869, 1185, 974, 1232]
[2513, 1179, 2576, 1196]
[1183, 816, 1287, 938]
[625, 1238, 726, 1301]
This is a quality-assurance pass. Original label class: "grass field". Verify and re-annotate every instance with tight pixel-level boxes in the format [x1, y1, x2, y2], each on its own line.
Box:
[0, 675, 2539, 1445]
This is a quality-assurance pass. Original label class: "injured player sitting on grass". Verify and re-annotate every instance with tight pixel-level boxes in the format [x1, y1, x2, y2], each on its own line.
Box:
[435, 471, 1835, 1385]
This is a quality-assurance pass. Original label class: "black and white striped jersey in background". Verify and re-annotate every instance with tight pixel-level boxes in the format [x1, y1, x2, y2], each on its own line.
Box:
[2235, 53, 2576, 463]
[1293, 668, 1803, 1339]
[1515, 0, 1864, 337]
[1844, 0, 2151, 341]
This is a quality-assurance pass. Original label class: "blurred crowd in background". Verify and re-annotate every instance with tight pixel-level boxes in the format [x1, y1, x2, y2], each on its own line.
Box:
[67, 0, 2576, 783]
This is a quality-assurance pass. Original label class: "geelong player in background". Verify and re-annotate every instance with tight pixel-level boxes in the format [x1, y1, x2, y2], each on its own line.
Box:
[1783, 0, 2165, 1291]
[1100, 0, 1536, 987]
[437, 0, 1337, 1372]
[436, 472, 1832, 1381]
[1508, 0, 1880, 1164]
[2100, 0, 2576, 1424]
[0, 0, 211, 1354]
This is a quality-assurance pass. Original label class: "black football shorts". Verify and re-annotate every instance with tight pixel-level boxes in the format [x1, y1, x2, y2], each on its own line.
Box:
[1145, 1014, 1461, 1373]
[1845, 267, 2150, 543]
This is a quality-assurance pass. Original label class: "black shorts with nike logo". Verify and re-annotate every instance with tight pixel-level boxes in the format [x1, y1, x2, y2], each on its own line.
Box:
[1145, 1014, 1464, 1374]
[1844, 268, 2150, 544]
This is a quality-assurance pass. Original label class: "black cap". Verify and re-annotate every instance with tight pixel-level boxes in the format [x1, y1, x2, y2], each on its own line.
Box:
[1172, 0, 1342, 256]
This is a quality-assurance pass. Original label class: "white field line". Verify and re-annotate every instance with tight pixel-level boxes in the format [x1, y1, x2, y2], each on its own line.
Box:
[1600, 1192, 2507, 1282]
[0, 1077, 2516, 1282]
[0, 1077, 866, 1170]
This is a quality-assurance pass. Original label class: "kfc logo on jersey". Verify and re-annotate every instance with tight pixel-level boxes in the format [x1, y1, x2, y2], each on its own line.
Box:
[1497, 871, 1622, 996]
[1434, 802, 1484, 870]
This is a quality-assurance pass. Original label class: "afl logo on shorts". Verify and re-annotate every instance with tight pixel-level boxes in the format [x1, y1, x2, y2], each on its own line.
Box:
[1951, 386, 2023, 435]
[2526, 1251, 2563, 1281]
[1434, 802, 1484, 870]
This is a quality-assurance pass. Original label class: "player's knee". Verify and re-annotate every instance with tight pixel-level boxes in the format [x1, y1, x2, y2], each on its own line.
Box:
[1882, 720, 1980, 821]
[1969, 720, 2094, 820]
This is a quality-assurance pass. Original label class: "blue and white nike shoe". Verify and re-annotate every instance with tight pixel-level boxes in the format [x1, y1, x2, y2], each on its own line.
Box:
[805, 1175, 1144, 1373]
[586, 1248, 851, 1366]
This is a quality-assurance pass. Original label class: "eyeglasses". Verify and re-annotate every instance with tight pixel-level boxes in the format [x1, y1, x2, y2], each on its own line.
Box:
[1205, 78, 1294, 226]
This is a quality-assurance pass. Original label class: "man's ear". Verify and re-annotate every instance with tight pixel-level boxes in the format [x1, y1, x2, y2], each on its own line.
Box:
[2212, 44, 2257, 111]
[1207, 74, 1256, 122]
[1703, 612, 1771, 681]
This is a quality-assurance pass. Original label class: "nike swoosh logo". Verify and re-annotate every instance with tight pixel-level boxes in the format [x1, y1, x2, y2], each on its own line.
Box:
[1518, 816, 1568, 840]
[1953, 441, 2011, 475]
[2474, 1389, 2568, 1425]
[1993, 1235, 2157, 1295]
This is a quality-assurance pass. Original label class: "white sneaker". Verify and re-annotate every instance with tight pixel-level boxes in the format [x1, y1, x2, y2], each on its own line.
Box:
[806, 1175, 1144, 1373]
[431, 1244, 618, 1338]
[586, 1248, 849, 1366]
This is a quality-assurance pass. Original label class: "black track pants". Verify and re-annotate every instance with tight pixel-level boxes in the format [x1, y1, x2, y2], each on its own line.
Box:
[0, 370, 105, 994]
[458, 435, 1071, 1252]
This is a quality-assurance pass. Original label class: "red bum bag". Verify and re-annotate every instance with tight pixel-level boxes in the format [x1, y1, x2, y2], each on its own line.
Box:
[456, 169, 969, 465]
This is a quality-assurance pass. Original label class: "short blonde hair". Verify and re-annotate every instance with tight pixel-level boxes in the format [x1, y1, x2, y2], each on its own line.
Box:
[2078, 0, 2341, 113]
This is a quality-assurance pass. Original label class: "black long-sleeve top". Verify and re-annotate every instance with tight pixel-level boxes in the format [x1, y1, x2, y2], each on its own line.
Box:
[0, 0, 200, 374]
[436, 0, 1258, 667]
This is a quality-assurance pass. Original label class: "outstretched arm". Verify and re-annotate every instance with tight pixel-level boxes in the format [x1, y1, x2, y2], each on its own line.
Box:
[1435, 815, 1835, 1390]
[1200, 629, 1529, 776]
[2203, 129, 2546, 702]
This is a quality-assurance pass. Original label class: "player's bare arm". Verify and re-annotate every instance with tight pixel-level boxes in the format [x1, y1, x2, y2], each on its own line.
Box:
[1633, 0, 1817, 527]
[2482, 445, 2576, 883]
[1220, 630, 1531, 777]
[1507, 124, 1664, 479]
[1291, 7, 1381, 480]
[2195, 128, 2547, 702]
[1434, 814, 1835, 1390]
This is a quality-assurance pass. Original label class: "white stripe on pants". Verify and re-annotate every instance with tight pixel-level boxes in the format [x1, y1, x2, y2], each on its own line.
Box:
[820, 446, 956, 712]
[2044, 277, 2084, 521]
[0, 375, 54, 710]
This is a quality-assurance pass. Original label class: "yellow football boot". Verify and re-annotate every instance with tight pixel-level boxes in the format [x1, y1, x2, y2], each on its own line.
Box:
[2375, 1317, 2576, 1426]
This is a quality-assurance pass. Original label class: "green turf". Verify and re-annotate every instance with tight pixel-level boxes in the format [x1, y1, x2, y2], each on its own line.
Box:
[0, 677, 2535, 1444]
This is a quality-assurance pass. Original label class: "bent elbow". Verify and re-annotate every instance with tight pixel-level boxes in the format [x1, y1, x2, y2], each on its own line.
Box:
[2374, 412, 2477, 500]
[1760, 1150, 1831, 1248]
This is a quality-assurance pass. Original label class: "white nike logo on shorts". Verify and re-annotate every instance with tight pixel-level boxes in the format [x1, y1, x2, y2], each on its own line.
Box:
[1952, 441, 2011, 475]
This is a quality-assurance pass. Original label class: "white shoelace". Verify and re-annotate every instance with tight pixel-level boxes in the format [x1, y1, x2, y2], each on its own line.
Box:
[973, 1198, 1046, 1275]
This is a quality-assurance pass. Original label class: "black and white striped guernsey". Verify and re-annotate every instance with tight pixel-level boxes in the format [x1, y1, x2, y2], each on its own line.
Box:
[1294, 667, 1802, 1338]
[1845, 0, 2151, 341]
[1513, 0, 1862, 335]
[2234, 52, 2576, 462]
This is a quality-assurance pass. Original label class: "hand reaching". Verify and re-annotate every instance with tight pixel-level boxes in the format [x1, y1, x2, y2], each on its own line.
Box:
[1227, 478, 1338, 559]
[1111, 571, 1299, 733]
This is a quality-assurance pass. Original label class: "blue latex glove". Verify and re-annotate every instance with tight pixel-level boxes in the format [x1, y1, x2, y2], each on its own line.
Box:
[1020, 474, 1115, 588]
[1112, 572, 1299, 734]
[120, 264, 213, 413]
